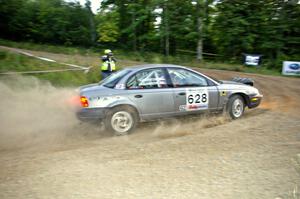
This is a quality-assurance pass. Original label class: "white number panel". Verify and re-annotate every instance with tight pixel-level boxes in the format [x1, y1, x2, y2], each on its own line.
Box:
[186, 88, 209, 110]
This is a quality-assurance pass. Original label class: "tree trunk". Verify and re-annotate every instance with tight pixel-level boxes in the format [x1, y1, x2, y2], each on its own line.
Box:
[89, 14, 96, 44]
[132, 11, 137, 52]
[85, 0, 96, 44]
[196, 0, 204, 62]
[163, 2, 170, 56]
[118, 0, 128, 45]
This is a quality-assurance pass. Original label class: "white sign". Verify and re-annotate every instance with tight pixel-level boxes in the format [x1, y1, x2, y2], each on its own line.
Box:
[282, 61, 300, 76]
[186, 88, 209, 110]
[245, 55, 261, 66]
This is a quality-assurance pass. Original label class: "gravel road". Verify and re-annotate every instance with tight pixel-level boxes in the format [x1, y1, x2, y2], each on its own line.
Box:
[0, 49, 299, 199]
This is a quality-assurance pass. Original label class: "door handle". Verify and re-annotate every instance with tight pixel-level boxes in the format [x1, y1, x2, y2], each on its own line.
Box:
[178, 92, 186, 96]
[134, 95, 143, 98]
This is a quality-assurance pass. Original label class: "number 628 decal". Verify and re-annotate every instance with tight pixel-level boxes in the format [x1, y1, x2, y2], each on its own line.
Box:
[186, 88, 209, 110]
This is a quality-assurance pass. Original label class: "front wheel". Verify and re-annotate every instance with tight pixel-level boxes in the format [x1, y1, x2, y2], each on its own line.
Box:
[104, 106, 138, 136]
[227, 95, 245, 119]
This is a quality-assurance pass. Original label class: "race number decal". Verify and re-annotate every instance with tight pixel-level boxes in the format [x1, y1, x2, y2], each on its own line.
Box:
[186, 88, 209, 110]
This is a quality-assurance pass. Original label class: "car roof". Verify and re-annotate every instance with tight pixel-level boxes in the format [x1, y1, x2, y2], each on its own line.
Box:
[119, 64, 220, 86]
[126, 64, 188, 72]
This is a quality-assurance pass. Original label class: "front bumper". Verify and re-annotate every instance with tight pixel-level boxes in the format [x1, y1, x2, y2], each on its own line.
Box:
[76, 108, 108, 122]
[248, 94, 263, 109]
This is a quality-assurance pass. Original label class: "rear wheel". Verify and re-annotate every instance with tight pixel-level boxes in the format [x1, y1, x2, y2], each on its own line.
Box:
[104, 106, 138, 136]
[227, 95, 245, 119]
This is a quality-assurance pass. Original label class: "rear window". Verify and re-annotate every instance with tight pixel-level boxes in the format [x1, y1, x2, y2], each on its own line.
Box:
[126, 68, 167, 89]
[100, 69, 131, 88]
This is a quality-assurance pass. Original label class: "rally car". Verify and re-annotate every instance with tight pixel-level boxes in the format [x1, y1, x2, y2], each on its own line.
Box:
[77, 64, 262, 135]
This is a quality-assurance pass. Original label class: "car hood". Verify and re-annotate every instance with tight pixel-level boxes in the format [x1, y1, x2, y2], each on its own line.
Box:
[218, 80, 260, 96]
[221, 80, 244, 85]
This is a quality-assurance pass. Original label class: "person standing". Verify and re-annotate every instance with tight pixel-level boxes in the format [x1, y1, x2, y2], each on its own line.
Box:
[101, 49, 117, 79]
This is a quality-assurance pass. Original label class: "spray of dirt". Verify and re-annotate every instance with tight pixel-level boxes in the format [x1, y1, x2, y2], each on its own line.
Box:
[0, 75, 231, 152]
[130, 114, 230, 142]
[3, 74, 273, 153]
[0, 75, 98, 151]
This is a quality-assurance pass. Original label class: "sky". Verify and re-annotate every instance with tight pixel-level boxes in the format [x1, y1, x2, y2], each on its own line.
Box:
[67, 0, 101, 13]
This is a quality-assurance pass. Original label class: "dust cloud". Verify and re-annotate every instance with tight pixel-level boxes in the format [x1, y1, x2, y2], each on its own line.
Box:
[127, 111, 230, 143]
[0, 75, 231, 151]
[0, 75, 86, 151]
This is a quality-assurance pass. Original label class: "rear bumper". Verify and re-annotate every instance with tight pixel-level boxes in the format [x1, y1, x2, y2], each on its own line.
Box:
[248, 94, 263, 109]
[76, 108, 108, 122]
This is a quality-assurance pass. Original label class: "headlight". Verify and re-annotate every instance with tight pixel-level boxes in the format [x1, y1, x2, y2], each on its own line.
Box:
[253, 88, 259, 95]
[246, 87, 259, 95]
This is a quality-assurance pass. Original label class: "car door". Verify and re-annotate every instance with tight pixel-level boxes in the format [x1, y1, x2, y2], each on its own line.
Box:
[166, 67, 219, 115]
[125, 68, 176, 119]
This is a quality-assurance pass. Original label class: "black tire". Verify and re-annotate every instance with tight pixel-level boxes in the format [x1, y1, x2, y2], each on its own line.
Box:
[104, 106, 138, 136]
[227, 95, 245, 119]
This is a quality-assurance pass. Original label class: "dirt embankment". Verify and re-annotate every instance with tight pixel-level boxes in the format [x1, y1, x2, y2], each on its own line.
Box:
[0, 57, 299, 198]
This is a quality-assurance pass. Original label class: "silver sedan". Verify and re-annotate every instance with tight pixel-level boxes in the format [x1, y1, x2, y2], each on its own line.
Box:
[77, 64, 262, 135]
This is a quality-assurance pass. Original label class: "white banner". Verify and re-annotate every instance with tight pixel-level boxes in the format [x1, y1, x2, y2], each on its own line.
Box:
[243, 54, 262, 66]
[282, 61, 300, 76]
[245, 55, 260, 66]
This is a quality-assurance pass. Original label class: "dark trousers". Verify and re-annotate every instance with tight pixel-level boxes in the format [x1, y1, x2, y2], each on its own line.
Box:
[101, 71, 113, 79]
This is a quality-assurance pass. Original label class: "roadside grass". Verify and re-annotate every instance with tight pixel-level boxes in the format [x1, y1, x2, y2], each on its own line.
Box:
[0, 50, 69, 72]
[190, 61, 282, 76]
[0, 39, 290, 86]
[0, 39, 94, 56]
[0, 50, 100, 86]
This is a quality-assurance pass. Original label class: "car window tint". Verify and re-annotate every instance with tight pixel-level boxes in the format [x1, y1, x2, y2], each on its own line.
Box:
[126, 68, 167, 89]
[168, 68, 208, 87]
[102, 69, 131, 88]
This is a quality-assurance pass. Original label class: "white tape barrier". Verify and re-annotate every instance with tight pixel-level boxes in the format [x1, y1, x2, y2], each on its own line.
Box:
[19, 51, 34, 57]
[36, 56, 56, 62]
[0, 46, 92, 75]
[0, 68, 87, 75]
[62, 63, 88, 69]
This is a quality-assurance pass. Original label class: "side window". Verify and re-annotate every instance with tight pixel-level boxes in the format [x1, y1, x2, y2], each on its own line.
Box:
[168, 68, 208, 87]
[126, 68, 167, 89]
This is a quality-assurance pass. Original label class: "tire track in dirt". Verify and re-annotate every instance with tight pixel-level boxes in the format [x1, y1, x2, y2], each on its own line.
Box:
[0, 50, 299, 198]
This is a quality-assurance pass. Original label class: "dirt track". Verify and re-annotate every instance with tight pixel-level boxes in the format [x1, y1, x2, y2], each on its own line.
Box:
[0, 50, 300, 199]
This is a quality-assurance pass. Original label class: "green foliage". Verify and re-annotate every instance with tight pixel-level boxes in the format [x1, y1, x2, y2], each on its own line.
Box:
[213, 0, 300, 65]
[1, 0, 94, 46]
[0, 40, 286, 90]
[96, 10, 120, 42]
[0, 0, 299, 71]
[97, 23, 120, 43]
[0, 39, 96, 55]
[0, 50, 66, 72]
[0, 0, 25, 39]
[0, 49, 101, 86]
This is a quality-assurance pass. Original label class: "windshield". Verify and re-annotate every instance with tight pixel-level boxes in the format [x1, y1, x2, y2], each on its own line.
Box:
[204, 74, 222, 84]
[100, 69, 131, 88]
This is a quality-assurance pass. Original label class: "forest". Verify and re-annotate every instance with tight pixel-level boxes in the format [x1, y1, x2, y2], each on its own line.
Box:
[0, 0, 299, 69]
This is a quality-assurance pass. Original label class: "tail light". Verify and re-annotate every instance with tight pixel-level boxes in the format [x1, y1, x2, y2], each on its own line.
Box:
[80, 96, 89, 107]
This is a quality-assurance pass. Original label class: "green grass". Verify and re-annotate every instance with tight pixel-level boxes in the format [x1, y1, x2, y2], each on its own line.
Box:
[0, 39, 96, 56]
[0, 50, 100, 86]
[190, 61, 282, 76]
[0, 50, 68, 72]
[0, 39, 291, 87]
[104, 47, 283, 76]
[118, 51, 282, 76]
